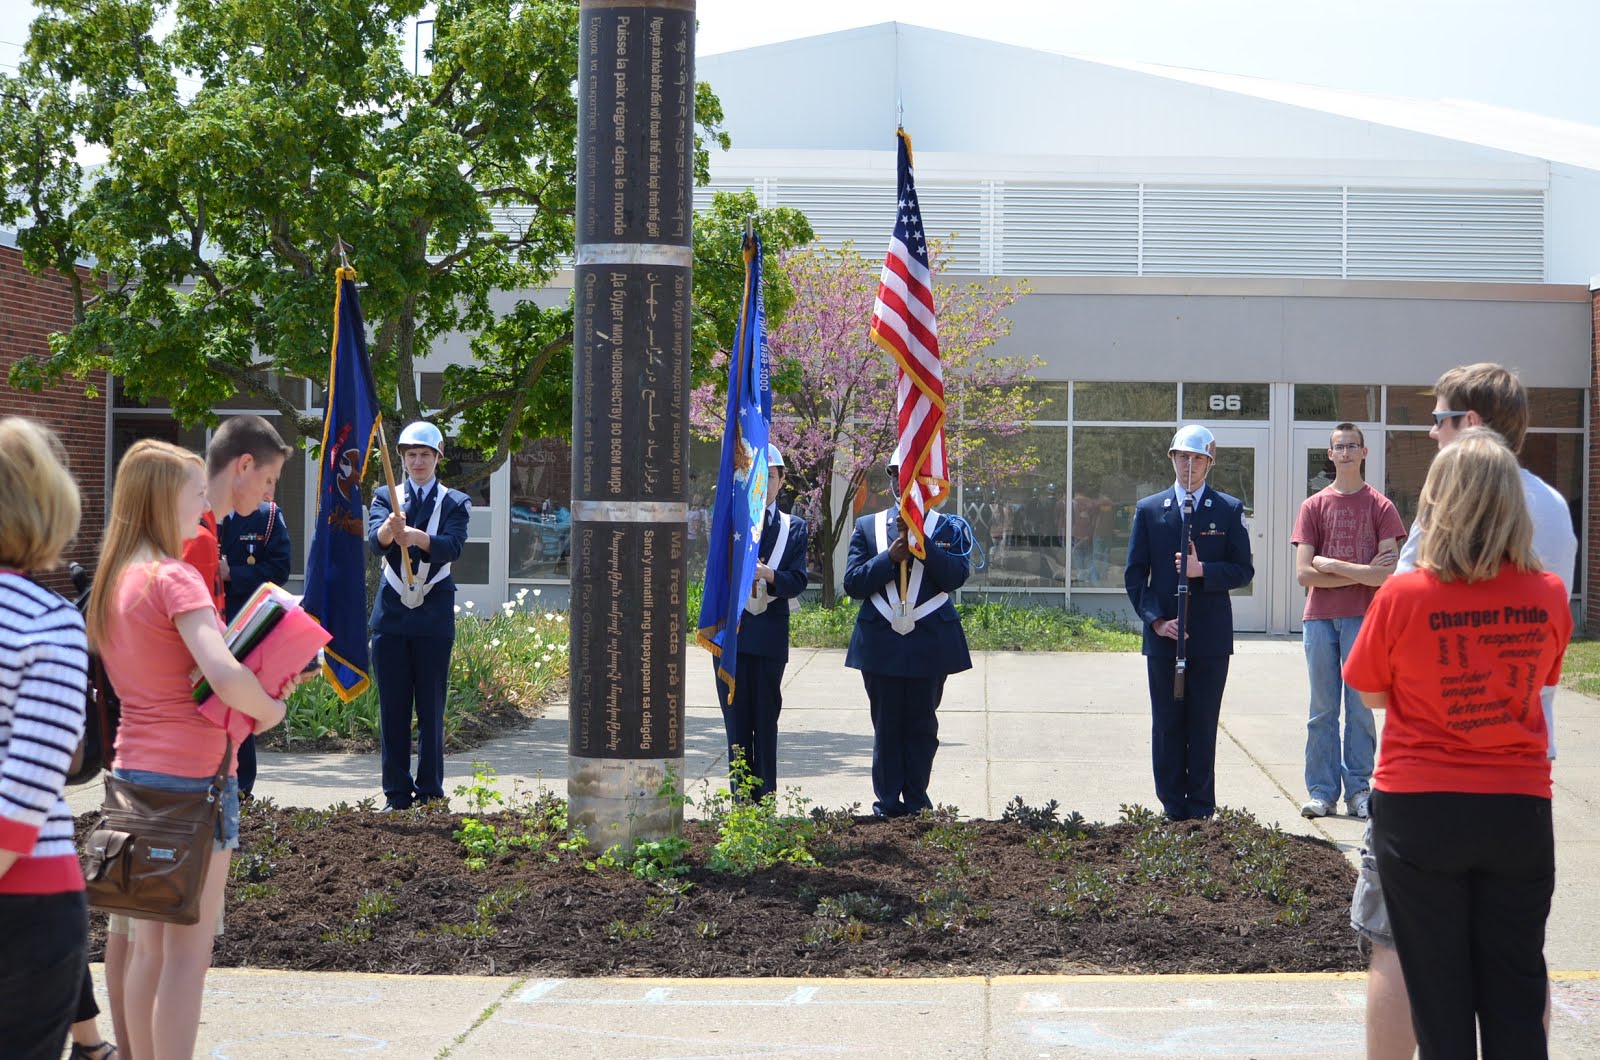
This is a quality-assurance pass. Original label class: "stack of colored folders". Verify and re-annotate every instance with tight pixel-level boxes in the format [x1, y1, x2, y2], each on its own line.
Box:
[190, 581, 331, 741]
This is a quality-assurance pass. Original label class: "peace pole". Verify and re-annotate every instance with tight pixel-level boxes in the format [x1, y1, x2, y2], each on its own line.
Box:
[568, 0, 695, 843]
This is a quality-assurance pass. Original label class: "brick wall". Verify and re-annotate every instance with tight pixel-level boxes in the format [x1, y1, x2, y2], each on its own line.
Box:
[0, 242, 108, 594]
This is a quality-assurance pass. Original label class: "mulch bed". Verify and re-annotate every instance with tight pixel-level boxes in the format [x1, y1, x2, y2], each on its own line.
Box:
[83, 802, 1364, 978]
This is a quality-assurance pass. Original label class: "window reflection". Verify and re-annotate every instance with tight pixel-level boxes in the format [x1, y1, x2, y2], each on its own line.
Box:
[962, 428, 1068, 590]
[1071, 426, 1173, 588]
[508, 437, 572, 580]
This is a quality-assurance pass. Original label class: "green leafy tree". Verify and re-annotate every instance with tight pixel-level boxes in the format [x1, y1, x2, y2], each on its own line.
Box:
[0, 0, 805, 482]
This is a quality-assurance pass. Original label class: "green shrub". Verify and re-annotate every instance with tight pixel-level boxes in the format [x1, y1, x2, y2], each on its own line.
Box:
[703, 755, 817, 874]
[270, 589, 569, 746]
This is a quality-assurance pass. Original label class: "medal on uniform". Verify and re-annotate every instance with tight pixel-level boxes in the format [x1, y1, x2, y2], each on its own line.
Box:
[247, 541, 256, 565]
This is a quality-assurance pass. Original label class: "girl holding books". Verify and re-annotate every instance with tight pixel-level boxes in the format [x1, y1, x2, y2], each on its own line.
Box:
[85, 440, 290, 1060]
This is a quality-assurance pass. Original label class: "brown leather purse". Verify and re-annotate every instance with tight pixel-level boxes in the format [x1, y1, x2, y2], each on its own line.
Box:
[83, 741, 232, 925]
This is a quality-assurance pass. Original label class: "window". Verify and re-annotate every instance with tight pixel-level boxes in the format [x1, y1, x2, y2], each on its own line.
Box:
[1294, 384, 1380, 423]
[1072, 381, 1175, 422]
[1070, 426, 1174, 589]
[508, 437, 573, 581]
[961, 428, 1067, 592]
[1182, 382, 1269, 420]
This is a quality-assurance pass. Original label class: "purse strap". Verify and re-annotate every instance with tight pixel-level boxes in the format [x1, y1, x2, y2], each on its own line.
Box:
[208, 739, 234, 804]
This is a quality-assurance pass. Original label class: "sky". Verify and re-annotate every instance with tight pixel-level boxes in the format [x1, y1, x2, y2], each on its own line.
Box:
[1, 0, 1596, 127]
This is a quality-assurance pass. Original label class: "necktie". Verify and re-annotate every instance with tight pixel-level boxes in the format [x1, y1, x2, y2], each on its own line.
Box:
[408, 488, 429, 525]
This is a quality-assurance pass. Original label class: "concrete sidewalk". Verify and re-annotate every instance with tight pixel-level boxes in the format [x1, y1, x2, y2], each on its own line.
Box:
[70, 644, 1600, 1057]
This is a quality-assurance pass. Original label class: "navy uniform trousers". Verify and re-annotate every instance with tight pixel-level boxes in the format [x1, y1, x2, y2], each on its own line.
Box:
[844, 509, 973, 817]
[714, 508, 808, 801]
[367, 482, 471, 809]
[1124, 486, 1253, 820]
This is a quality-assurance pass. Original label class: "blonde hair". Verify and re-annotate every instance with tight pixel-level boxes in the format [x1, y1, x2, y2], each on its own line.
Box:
[1415, 427, 1538, 583]
[87, 440, 205, 648]
[0, 418, 81, 571]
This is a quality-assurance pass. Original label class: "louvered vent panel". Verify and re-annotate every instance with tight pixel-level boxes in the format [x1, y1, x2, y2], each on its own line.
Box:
[914, 182, 986, 274]
[1346, 190, 1544, 281]
[997, 184, 1140, 275]
[772, 180, 896, 255]
[490, 205, 538, 239]
[1142, 186, 1344, 276]
[692, 180, 762, 215]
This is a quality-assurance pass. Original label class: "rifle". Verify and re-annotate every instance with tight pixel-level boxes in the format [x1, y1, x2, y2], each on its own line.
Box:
[1174, 492, 1195, 701]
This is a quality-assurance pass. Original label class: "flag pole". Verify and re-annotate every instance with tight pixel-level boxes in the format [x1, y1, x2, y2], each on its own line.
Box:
[374, 419, 416, 590]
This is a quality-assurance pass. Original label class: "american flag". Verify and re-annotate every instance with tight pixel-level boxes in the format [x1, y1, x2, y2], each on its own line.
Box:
[869, 127, 948, 559]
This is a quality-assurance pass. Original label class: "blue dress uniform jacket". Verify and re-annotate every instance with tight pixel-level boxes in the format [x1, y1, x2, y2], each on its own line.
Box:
[1124, 485, 1254, 820]
[714, 509, 809, 801]
[365, 481, 472, 808]
[737, 509, 810, 660]
[366, 483, 472, 635]
[844, 510, 973, 678]
[844, 508, 973, 816]
[220, 501, 292, 795]
[220, 502, 292, 621]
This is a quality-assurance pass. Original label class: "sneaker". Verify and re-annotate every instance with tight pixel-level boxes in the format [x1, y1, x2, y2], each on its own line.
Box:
[1300, 798, 1334, 819]
[1347, 791, 1371, 820]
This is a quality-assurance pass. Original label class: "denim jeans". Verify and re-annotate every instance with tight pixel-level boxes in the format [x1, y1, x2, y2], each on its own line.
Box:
[114, 768, 241, 851]
[1303, 615, 1374, 803]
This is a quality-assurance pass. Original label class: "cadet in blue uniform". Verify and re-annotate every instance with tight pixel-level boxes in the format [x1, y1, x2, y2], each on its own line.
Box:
[844, 467, 973, 817]
[219, 500, 291, 797]
[1124, 425, 1254, 820]
[714, 446, 809, 801]
[367, 422, 472, 810]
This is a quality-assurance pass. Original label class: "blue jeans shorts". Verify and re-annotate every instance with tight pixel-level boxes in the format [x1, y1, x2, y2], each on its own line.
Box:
[113, 768, 241, 852]
[1350, 819, 1393, 950]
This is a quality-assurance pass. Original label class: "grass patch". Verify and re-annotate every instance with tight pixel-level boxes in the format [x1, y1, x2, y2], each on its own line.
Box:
[1561, 638, 1600, 698]
[791, 598, 1138, 651]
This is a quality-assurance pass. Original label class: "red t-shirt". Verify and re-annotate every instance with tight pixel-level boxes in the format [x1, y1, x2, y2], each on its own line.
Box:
[1344, 566, 1570, 798]
[102, 558, 235, 777]
[1291, 483, 1406, 620]
[181, 510, 226, 614]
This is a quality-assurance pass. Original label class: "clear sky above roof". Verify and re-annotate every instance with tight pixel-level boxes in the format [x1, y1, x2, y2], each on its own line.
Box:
[1, 0, 1594, 127]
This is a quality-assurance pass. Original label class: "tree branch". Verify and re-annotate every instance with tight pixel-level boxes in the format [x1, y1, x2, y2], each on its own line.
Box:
[207, 359, 320, 436]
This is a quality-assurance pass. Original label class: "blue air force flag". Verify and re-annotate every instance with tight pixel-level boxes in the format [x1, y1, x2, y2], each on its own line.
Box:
[696, 233, 771, 704]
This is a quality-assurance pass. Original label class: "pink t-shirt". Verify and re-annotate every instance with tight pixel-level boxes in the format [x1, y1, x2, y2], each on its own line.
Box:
[1291, 483, 1407, 620]
[103, 557, 234, 777]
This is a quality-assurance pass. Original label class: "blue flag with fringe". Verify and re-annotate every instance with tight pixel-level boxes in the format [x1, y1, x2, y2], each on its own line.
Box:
[302, 266, 381, 701]
[696, 233, 770, 705]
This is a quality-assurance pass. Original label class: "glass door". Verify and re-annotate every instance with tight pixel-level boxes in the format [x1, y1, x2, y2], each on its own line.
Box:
[1207, 427, 1268, 632]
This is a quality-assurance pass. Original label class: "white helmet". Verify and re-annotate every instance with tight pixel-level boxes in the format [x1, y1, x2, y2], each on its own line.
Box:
[1168, 424, 1215, 457]
[766, 445, 785, 469]
[398, 421, 444, 454]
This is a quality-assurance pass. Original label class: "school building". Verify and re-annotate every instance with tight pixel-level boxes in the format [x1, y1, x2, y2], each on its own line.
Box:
[5, 22, 1599, 633]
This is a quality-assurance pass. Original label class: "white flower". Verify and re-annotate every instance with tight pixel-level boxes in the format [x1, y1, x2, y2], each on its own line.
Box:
[545, 612, 556, 620]
[490, 638, 501, 648]
[516, 588, 529, 600]
[526, 626, 536, 633]
[532, 588, 542, 597]
[532, 659, 542, 668]
[501, 601, 514, 613]
[453, 605, 461, 614]
[464, 600, 475, 609]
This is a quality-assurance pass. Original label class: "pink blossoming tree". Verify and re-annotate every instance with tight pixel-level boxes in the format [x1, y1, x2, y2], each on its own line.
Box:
[692, 243, 1044, 606]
